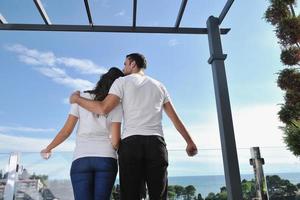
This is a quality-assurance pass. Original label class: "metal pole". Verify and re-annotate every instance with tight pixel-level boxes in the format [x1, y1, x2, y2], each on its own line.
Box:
[206, 15, 242, 200]
[0, 24, 230, 34]
[250, 147, 269, 200]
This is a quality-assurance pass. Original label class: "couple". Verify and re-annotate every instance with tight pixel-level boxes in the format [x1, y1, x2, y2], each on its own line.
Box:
[41, 53, 198, 200]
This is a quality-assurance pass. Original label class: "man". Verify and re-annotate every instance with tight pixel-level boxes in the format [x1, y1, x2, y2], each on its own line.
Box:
[70, 53, 198, 200]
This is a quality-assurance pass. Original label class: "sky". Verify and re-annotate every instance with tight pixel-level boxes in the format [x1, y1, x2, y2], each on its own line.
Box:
[0, 0, 300, 179]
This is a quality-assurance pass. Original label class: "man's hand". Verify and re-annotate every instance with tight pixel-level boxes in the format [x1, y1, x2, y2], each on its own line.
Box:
[70, 91, 80, 104]
[186, 142, 198, 157]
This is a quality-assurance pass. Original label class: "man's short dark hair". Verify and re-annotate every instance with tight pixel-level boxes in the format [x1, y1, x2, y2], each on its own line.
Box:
[126, 53, 147, 69]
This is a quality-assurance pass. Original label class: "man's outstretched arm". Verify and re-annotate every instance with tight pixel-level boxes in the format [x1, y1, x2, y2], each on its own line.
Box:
[70, 91, 120, 115]
[163, 101, 198, 156]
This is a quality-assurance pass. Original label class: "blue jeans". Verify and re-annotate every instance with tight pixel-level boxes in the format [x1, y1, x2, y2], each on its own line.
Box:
[70, 157, 118, 200]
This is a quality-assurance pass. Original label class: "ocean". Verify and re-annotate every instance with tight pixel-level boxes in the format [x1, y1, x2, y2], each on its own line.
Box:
[45, 173, 300, 199]
[168, 173, 300, 197]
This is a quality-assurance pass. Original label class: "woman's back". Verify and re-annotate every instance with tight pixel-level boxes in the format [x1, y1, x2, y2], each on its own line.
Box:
[70, 92, 122, 161]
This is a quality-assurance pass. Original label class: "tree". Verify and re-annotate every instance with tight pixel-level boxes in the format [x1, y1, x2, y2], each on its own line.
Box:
[197, 193, 204, 200]
[283, 123, 300, 155]
[205, 192, 217, 200]
[174, 185, 185, 198]
[168, 185, 176, 200]
[168, 191, 176, 200]
[241, 179, 256, 199]
[184, 185, 196, 200]
[265, 0, 300, 156]
[281, 46, 300, 66]
[266, 175, 297, 198]
[29, 173, 48, 185]
[111, 184, 120, 200]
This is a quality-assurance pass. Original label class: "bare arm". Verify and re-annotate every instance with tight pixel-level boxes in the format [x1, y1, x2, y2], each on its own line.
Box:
[70, 91, 120, 115]
[110, 122, 121, 150]
[163, 102, 198, 156]
[41, 115, 78, 155]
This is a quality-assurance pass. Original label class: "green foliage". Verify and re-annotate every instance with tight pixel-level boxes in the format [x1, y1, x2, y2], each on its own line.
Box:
[277, 68, 300, 130]
[265, 0, 291, 25]
[174, 185, 185, 198]
[205, 192, 217, 200]
[29, 174, 48, 185]
[168, 185, 198, 200]
[215, 192, 227, 200]
[277, 68, 300, 91]
[168, 185, 176, 200]
[276, 16, 300, 46]
[285, 90, 300, 106]
[278, 103, 300, 124]
[165, 176, 299, 200]
[283, 124, 300, 156]
[197, 193, 204, 200]
[111, 184, 120, 200]
[168, 191, 176, 200]
[265, 0, 300, 156]
[266, 175, 298, 197]
[241, 179, 256, 199]
[283, 0, 296, 5]
[184, 185, 196, 200]
[281, 46, 300, 66]
[168, 185, 176, 193]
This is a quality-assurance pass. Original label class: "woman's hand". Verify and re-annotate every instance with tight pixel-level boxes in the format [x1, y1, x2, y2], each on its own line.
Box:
[40, 148, 52, 160]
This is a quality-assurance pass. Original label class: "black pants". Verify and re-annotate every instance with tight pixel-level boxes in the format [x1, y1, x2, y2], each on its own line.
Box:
[118, 135, 168, 200]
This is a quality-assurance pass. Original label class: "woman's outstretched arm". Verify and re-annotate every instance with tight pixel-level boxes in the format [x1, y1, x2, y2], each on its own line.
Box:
[41, 115, 78, 158]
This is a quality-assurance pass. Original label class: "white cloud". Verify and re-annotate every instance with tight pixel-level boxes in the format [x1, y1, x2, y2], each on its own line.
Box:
[5, 44, 104, 90]
[232, 104, 284, 148]
[162, 103, 300, 175]
[5, 44, 107, 75]
[0, 126, 56, 132]
[163, 104, 298, 164]
[164, 103, 285, 150]
[56, 57, 107, 74]
[0, 133, 74, 152]
[34, 67, 94, 90]
[168, 39, 179, 47]
[115, 10, 125, 17]
[6, 44, 56, 66]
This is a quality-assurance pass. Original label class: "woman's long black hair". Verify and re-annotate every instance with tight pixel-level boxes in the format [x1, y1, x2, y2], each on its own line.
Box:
[84, 67, 124, 101]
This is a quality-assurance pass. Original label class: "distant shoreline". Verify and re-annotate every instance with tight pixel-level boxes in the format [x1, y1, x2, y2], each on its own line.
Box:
[46, 172, 300, 197]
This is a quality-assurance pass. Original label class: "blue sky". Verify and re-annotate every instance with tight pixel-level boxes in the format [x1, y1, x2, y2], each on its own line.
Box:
[0, 0, 300, 177]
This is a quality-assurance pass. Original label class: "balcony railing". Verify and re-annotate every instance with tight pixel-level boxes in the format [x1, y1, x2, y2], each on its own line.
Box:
[0, 147, 300, 200]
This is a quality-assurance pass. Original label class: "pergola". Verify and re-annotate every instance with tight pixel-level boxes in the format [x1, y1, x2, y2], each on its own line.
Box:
[0, 0, 242, 199]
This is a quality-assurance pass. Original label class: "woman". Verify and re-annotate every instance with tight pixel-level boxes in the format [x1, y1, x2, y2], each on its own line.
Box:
[41, 67, 124, 200]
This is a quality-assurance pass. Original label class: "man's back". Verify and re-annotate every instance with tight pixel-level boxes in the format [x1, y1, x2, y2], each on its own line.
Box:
[109, 73, 170, 139]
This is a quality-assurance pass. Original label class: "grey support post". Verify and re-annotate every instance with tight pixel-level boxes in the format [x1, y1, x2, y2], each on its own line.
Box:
[206, 16, 242, 199]
[250, 147, 268, 200]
